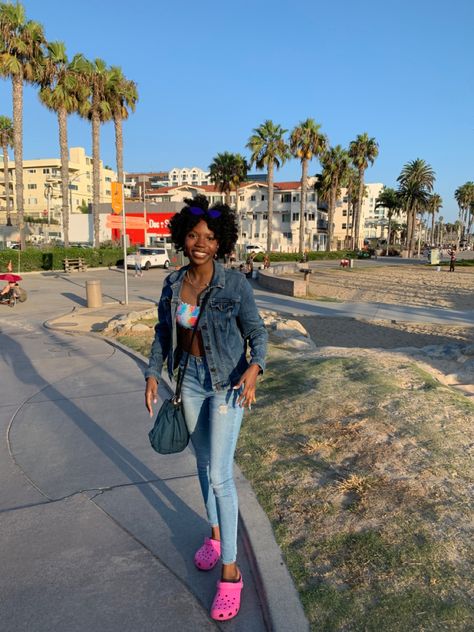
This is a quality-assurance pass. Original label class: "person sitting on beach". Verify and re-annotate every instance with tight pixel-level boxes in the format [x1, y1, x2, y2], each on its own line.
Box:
[1, 281, 20, 302]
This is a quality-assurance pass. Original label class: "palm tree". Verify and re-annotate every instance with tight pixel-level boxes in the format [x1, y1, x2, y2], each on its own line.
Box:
[0, 115, 14, 225]
[348, 133, 379, 250]
[343, 167, 358, 247]
[289, 118, 327, 254]
[375, 187, 402, 247]
[318, 146, 350, 251]
[426, 193, 442, 245]
[38, 42, 84, 247]
[247, 120, 289, 253]
[77, 57, 111, 248]
[106, 66, 138, 184]
[454, 182, 474, 243]
[397, 159, 435, 257]
[0, 2, 46, 248]
[209, 152, 238, 206]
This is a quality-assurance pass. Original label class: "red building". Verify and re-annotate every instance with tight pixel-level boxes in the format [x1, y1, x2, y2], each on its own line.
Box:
[111, 211, 175, 246]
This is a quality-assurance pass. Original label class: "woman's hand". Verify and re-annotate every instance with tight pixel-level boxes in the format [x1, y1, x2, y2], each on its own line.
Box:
[145, 377, 159, 417]
[233, 364, 261, 409]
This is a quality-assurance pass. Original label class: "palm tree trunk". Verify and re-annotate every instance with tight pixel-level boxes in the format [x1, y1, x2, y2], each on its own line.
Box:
[114, 113, 123, 184]
[12, 74, 25, 249]
[387, 215, 392, 247]
[266, 162, 274, 254]
[345, 191, 351, 247]
[354, 169, 364, 249]
[58, 108, 70, 248]
[327, 185, 337, 252]
[431, 212, 435, 245]
[92, 110, 101, 248]
[224, 190, 231, 206]
[299, 159, 308, 255]
[3, 142, 11, 226]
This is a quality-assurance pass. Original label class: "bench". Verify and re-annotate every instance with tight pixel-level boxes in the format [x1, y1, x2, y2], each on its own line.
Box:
[63, 257, 88, 273]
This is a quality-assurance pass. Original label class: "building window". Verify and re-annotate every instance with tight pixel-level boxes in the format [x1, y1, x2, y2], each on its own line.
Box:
[52, 168, 60, 176]
[342, 223, 347, 229]
[43, 168, 50, 174]
[263, 214, 268, 220]
[27, 184, 37, 189]
[253, 214, 257, 220]
[28, 197, 38, 204]
[343, 210, 347, 216]
[310, 193, 316, 201]
[282, 213, 290, 223]
[192, 181, 199, 185]
[240, 195, 244, 201]
[27, 169, 36, 173]
[308, 213, 315, 221]
[292, 213, 299, 221]
[282, 193, 291, 203]
[201, 180, 208, 185]
[250, 195, 256, 201]
[105, 176, 111, 182]
[261, 195, 265, 201]
[86, 158, 91, 165]
[283, 232, 292, 240]
[293, 194, 300, 202]
[106, 189, 111, 195]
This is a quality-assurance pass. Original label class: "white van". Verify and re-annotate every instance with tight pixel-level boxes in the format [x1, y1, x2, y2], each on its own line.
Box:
[126, 247, 170, 270]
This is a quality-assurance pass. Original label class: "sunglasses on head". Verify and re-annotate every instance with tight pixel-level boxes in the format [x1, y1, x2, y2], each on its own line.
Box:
[188, 206, 221, 219]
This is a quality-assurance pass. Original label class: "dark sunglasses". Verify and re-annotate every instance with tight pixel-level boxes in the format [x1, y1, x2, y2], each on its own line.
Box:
[188, 206, 221, 219]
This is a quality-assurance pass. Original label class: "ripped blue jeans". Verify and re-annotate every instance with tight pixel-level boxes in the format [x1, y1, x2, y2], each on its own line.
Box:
[180, 354, 244, 564]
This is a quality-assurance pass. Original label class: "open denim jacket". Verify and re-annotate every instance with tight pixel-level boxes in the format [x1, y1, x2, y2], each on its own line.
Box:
[145, 262, 268, 391]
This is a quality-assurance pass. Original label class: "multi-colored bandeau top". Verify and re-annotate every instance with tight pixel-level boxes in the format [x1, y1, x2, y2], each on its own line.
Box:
[176, 299, 200, 329]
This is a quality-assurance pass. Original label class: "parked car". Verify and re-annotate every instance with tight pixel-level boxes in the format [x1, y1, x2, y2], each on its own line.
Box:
[245, 244, 265, 254]
[126, 246, 170, 270]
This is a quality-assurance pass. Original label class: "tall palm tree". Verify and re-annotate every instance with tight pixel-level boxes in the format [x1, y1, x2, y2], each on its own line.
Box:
[318, 146, 350, 251]
[454, 182, 474, 243]
[348, 133, 379, 250]
[0, 2, 45, 248]
[426, 193, 442, 245]
[343, 167, 358, 247]
[289, 118, 327, 254]
[209, 152, 237, 206]
[0, 115, 14, 225]
[106, 66, 138, 184]
[397, 159, 435, 257]
[38, 42, 84, 247]
[77, 57, 111, 248]
[247, 120, 289, 253]
[375, 187, 402, 246]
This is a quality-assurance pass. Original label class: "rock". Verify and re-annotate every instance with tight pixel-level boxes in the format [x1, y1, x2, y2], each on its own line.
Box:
[274, 320, 309, 337]
[131, 323, 151, 332]
[273, 335, 316, 351]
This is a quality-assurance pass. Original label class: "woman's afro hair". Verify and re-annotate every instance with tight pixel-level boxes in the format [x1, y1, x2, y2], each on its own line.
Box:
[169, 194, 239, 258]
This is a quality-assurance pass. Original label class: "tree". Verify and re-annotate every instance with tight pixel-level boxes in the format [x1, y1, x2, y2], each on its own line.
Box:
[106, 66, 138, 184]
[38, 42, 85, 247]
[454, 182, 474, 243]
[318, 145, 350, 251]
[0, 115, 14, 225]
[0, 2, 45, 248]
[77, 57, 111, 248]
[247, 120, 289, 253]
[375, 187, 402, 247]
[343, 167, 358, 247]
[348, 133, 379, 250]
[397, 159, 435, 257]
[289, 118, 327, 254]
[209, 151, 238, 206]
[426, 193, 442, 245]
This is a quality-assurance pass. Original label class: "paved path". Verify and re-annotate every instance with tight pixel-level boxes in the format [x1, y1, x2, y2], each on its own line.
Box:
[0, 269, 308, 632]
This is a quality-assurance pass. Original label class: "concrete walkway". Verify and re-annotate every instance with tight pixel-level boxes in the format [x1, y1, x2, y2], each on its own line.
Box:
[0, 269, 309, 632]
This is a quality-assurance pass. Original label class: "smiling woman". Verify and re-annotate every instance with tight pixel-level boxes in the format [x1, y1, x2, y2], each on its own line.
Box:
[144, 194, 267, 622]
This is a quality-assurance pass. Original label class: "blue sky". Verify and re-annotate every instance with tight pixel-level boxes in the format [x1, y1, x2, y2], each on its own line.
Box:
[1, 0, 472, 221]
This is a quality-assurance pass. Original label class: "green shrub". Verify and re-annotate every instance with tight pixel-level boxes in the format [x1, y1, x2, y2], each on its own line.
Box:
[0, 246, 128, 272]
[253, 250, 356, 263]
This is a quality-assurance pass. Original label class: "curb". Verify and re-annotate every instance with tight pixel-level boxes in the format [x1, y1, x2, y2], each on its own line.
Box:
[44, 308, 310, 632]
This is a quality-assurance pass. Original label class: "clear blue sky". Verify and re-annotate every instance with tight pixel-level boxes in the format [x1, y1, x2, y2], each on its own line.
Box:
[1, 0, 472, 221]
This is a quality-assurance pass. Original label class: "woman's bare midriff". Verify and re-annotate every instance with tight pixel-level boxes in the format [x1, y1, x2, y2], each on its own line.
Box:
[177, 324, 205, 357]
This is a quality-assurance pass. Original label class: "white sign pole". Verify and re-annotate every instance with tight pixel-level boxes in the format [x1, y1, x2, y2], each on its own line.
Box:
[121, 186, 129, 305]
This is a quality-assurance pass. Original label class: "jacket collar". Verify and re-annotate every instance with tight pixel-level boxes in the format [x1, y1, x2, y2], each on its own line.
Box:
[168, 261, 225, 290]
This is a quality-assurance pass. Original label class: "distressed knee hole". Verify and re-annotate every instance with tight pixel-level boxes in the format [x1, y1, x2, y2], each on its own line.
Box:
[218, 404, 228, 414]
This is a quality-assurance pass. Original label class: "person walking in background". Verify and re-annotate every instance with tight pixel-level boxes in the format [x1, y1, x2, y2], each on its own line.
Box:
[263, 254, 270, 269]
[134, 248, 143, 277]
[145, 195, 267, 622]
[449, 248, 456, 272]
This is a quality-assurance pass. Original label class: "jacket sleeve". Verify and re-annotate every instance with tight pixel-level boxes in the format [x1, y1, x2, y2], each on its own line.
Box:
[237, 276, 268, 372]
[144, 281, 172, 380]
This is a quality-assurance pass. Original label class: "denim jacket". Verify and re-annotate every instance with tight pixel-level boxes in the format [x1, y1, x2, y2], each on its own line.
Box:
[145, 262, 268, 390]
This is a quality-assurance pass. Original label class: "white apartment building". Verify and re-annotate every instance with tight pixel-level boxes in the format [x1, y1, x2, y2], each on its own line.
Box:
[332, 182, 389, 248]
[146, 177, 328, 251]
[0, 147, 117, 223]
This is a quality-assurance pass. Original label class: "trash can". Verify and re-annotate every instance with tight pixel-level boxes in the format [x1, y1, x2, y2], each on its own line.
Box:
[349, 259, 354, 268]
[86, 279, 102, 308]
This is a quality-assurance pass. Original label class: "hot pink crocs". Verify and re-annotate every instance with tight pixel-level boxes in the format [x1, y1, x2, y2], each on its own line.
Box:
[210, 575, 244, 621]
[194, 537, 221, 571]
